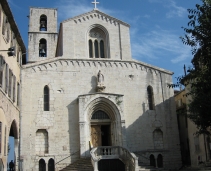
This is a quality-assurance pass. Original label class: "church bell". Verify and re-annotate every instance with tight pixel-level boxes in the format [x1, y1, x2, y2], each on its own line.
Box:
[40, 49, 46, 57]
[40, 21, 46, 28]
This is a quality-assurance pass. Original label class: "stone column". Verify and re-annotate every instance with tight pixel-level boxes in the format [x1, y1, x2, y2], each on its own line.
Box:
[155, 155, 158, 168]
[46, 160, 48, 171]
[79, 122, 86, 157]
[93, 160, 99, 171]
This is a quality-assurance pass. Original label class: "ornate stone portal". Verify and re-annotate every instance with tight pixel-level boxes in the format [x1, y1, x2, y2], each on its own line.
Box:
[97, 70, 106, 92]
[78, 93, 126, 157]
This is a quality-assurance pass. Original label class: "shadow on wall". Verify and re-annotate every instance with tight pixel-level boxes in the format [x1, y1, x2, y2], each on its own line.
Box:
[89, 76, 97, 93]
[67, 98, 80, 156]
[126, 96, 181, 169]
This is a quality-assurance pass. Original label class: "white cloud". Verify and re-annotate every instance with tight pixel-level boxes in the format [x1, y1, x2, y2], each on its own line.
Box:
[8, 0, 21, 9]
[54, 0, 92, 21]
[166, 0, 186, 18]
[131, 28, 192, 64]
[55, 0, 117, 22]
[143, 14, 150, 19]
[149, 0, 186, 18]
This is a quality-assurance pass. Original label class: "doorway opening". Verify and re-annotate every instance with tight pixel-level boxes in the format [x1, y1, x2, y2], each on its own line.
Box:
[90, 110, 111, 147]
[7, 120, 18, 170]
[91, 124, 111, 147]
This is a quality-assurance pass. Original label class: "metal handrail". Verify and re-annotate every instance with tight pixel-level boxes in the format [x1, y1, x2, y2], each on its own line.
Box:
[134, 151, 150, 161]
[55, 150, 80, 165]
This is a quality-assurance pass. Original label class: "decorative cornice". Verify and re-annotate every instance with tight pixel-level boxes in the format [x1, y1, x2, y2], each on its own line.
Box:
[22, 57, 173, 75]
[62, 9, 130, 27]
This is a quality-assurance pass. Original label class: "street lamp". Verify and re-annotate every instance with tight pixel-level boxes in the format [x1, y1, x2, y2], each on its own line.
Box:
[0, 46, 16, 56]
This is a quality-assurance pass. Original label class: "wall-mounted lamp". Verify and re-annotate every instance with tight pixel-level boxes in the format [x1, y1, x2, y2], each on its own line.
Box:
[0, 46, 16, 57]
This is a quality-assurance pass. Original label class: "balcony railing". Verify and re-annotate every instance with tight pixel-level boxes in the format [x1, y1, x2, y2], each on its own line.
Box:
[90, 146, 139, 171]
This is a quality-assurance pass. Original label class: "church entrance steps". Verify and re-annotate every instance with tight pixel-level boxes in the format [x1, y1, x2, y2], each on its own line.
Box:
[59, 158, 93, 171]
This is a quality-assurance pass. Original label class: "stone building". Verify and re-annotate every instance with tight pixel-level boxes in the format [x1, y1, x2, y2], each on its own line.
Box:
[0, 0, 26, 170]
[20, 5, 181, 171]
[175, 88, 211, 167]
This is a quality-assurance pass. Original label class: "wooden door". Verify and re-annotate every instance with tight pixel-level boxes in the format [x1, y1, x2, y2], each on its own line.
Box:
[91, 125, 102, 147]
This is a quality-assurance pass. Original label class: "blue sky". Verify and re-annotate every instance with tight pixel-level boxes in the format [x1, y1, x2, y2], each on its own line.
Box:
[8, 0, 201, 84]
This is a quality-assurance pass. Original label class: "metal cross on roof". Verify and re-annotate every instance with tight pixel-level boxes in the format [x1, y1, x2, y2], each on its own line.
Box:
[92, 0, 99, 9]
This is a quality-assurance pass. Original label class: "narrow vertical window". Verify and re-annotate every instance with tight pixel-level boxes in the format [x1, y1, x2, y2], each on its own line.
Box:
[94, 40, 99, 58]
[6, 24, 10, 42]
[100, 40, 105, 58]
[0, 56, 5, 87]
[8, 69, 12, 98]
[44, 86, 49, 111]
[13, 76, 16, 102]
[39, 39, 47, 57]
[89, 40, 93, 58]
[17, 83, 20, 107]
[4, 127, 6, 155]
[2, 15, 6, 35]
[0, 122, 2, 153]
[17, 51, 20, 63]
[147, 86, 154, 110]
[40, 15, 47, 31]
[5, 64, 8, 93]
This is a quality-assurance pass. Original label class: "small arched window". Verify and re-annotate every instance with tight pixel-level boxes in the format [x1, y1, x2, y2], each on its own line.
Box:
[39, 39, 47, 57]
[48, 158, 55, 171]
[40, 15, 47, 31]
[89, 40, 93, 58]
[100, 40, 105, 58]
[44, 86, 49, 111]
[94, 40, 99, 58]
[147, 86, 154, 110]
[39, 159, 46, 171]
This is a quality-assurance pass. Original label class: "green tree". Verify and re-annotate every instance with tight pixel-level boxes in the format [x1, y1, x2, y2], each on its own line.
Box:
[169, 0, 211, 134]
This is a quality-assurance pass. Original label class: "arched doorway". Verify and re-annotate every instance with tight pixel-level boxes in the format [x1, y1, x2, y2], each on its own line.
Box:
[8, 120, 18, 170]
[90, 110, 111, 147]
[79, 95, 125, 157]
[48, 158, 55, 171]
[39, 159, 46, 171]
[150, 154, 156, 167]
[157, 154, 163, 168]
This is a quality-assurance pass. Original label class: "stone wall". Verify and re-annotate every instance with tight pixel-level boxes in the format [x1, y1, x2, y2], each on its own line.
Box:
[21, 58, 181, 170]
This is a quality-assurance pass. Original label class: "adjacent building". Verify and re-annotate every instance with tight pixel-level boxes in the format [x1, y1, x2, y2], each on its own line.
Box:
[0, 0, 26, 170]
[175, 88, 211, 167]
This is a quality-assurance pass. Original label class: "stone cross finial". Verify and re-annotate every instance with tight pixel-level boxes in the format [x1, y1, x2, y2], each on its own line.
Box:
[92, 0, 99, 9]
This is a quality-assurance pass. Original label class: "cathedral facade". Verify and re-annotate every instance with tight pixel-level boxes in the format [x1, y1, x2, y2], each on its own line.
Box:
[20, 6, 181, 170]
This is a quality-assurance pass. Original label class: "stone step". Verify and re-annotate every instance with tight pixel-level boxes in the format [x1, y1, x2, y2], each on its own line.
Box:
[60, 158, 93, 171]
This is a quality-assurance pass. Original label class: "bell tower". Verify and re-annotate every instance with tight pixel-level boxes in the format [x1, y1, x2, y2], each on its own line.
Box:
[28, 7, 58, 63]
